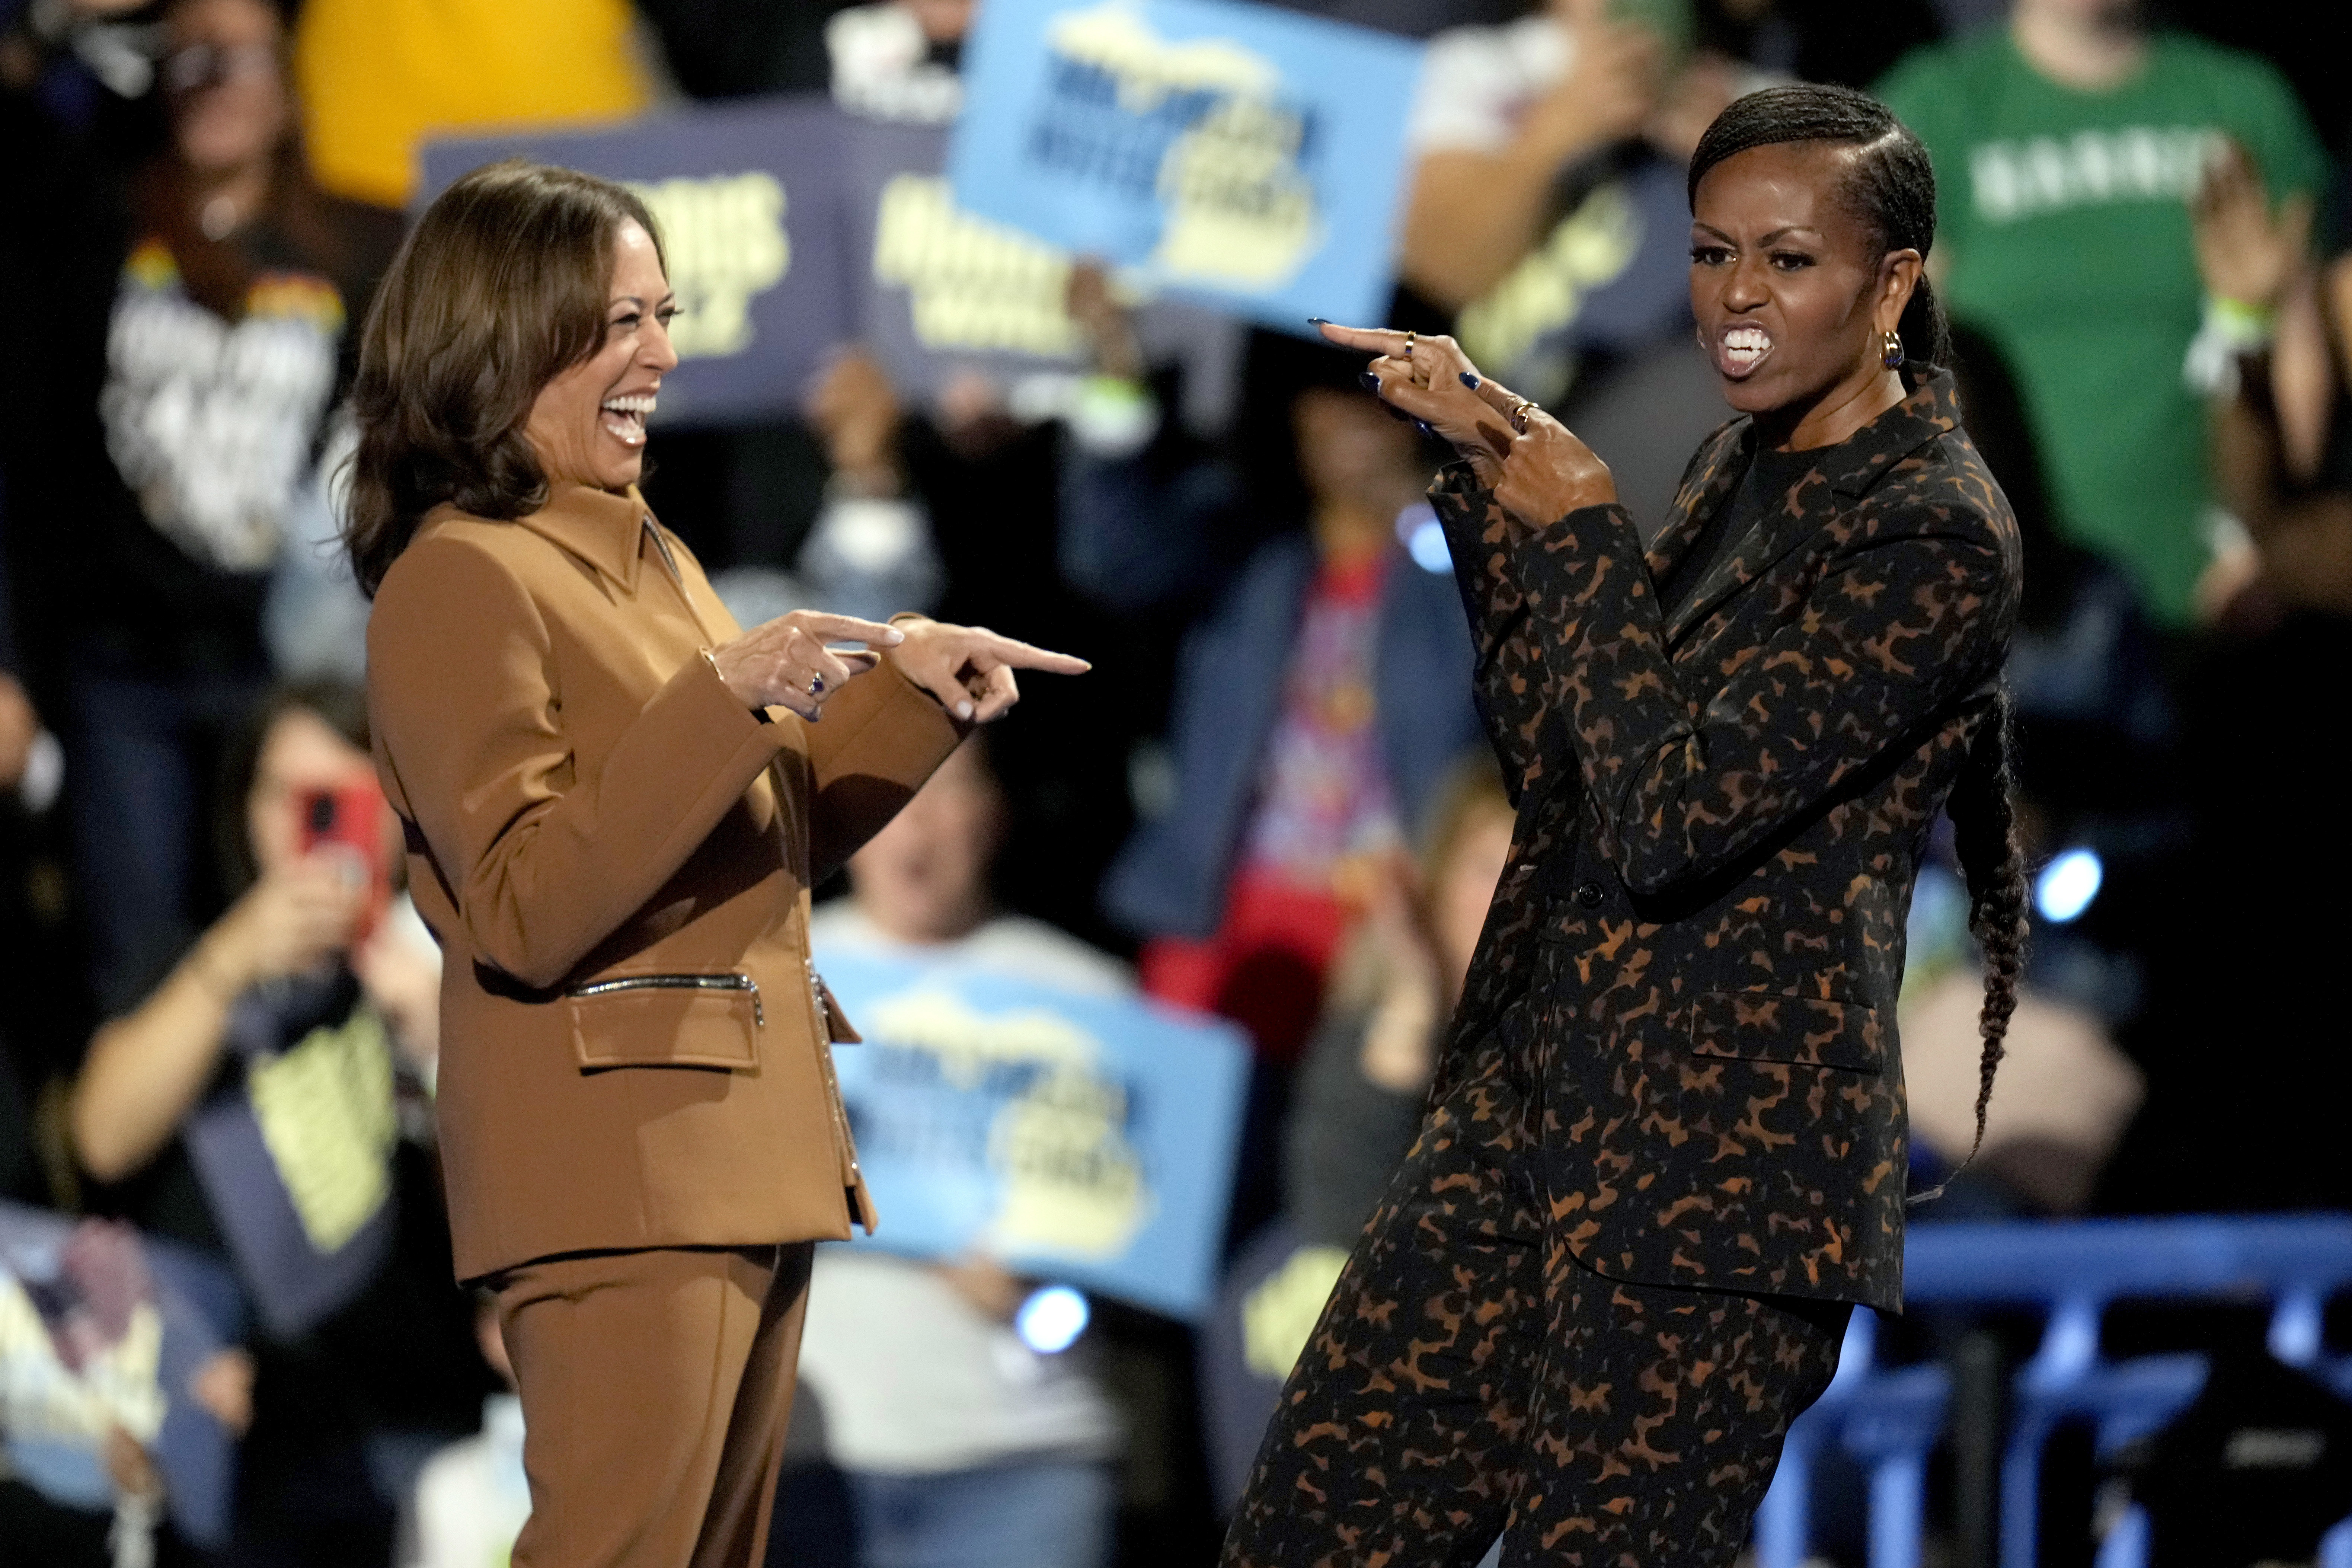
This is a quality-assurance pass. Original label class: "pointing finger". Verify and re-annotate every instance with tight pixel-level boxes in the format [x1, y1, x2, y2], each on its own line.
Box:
[1314, 321, 1412, 357]
[968, 632, 1091, 675]
[793, 613, 906, 647]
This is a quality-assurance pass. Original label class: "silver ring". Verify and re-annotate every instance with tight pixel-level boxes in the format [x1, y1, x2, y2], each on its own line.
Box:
[808, 673, 825, 698]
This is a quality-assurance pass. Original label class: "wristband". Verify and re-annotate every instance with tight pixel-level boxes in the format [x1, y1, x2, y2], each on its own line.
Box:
[2183, 296, 2278, 396]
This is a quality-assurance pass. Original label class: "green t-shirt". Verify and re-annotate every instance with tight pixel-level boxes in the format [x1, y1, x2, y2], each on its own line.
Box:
[1878, 30, 2326, 626]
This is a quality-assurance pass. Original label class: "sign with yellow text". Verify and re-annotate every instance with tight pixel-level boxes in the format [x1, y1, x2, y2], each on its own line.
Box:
[949, 0, 1423, 332]
[818, 950, 1249, 1320]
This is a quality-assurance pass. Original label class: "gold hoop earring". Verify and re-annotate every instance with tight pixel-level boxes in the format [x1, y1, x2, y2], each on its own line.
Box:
[1882, 329, 1905, 371]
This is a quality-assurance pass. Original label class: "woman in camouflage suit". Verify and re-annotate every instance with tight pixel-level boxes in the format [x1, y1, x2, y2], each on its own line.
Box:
[1233, 85, 2026, 1566]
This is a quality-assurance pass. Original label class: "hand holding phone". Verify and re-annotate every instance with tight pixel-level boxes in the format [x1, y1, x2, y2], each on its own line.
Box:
[296, 781, 392, 945]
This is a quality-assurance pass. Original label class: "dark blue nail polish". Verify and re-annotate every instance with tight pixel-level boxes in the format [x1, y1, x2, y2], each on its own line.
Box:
[1308, 317, 1330, 326]
[1460, 372, 1481, 389]
[1359, 372, 1381, 393]
[1415, 420, 1437, 438]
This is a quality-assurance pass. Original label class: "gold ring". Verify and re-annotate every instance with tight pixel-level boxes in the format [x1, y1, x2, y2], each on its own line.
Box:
[1508, 396, 1536, 431]
[1402, 332, 1416, 358]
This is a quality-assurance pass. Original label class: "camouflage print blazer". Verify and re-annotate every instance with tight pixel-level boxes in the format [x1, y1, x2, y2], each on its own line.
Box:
[1429, 370, 2020, 1311]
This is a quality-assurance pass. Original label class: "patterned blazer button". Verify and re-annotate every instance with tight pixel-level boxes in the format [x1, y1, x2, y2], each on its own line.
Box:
[1575, 880, 1606, 909]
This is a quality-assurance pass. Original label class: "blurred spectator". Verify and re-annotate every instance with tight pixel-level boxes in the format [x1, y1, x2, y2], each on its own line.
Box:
[4, 0, 399, 1013]
[67, 681, 480, 1568]
[796, 349, 948, 626]
[400, 1294, 526, 1568]
[1198, 752, 1513, 1502]
[2095, 125, 2352, 1216]
[1060, 315, 1481, 1069]
[291, 0, 651, 208]
[1284, 754, 1514, 1252]
[826, 0, 969, 126]
[797, 739, 1124, 1568]
[1877, 0, 2327, 629]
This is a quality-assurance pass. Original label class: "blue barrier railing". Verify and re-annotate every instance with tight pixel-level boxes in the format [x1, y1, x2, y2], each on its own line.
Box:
[1754, 1215, 2352, 1568]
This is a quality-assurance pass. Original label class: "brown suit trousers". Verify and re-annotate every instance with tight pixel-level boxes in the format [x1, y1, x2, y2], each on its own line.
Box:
[491, 1244, 815, 1568]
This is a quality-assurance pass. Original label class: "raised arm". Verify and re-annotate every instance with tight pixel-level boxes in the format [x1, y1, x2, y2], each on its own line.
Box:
[368, 535, 799, 990]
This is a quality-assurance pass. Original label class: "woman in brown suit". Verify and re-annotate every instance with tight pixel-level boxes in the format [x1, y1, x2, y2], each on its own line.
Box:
[345, 161, 1085, 1568]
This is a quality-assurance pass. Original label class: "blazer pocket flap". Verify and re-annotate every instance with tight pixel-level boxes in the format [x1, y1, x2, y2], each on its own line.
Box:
[569, 978, 761, 1072]
[1686, 990, 1883, 1073]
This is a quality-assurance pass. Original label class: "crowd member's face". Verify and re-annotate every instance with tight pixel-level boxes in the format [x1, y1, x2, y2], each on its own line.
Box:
[1689, 141, 1918, 435]
[164, 0, 288, 176]
[2014, 0, 2140, 28]
[849, 746, 1003, 945]
[902, 0, 974, 42]
[1293, 388, 1420, 516]
[1433, 803, 1515, 993]
[523, 221, 678, 493]
[246, 708, 383, 880]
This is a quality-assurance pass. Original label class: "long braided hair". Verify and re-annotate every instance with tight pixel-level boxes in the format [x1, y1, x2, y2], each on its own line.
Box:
[1690, 84, 2027, 1198]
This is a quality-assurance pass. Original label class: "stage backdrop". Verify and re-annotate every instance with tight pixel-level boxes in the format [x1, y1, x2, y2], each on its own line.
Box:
[949, 0, 1425, 332]
[815, 949, 1249, 1321]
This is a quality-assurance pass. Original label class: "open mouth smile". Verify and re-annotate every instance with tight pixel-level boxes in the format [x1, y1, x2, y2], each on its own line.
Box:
[600, 392, 656, 447]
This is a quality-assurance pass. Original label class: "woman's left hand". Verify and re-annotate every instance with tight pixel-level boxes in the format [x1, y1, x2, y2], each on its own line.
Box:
[1489, 401, 1617, 533]
[889, 620, 1091, 724]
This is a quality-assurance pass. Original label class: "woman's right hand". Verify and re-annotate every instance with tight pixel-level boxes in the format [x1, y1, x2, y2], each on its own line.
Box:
[205, 859, 366, 993]
[710, 611, 907, 721]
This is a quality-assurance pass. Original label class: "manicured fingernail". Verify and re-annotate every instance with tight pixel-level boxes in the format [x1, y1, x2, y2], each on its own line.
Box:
[956, 701, 975, 720]
[1415, 420, 1436, 438]
[1308, 317, 1329, 326]
[1460, 372, 1481, 389]
[881, 628, 905, 644]
[1358, 372, 1381, 393]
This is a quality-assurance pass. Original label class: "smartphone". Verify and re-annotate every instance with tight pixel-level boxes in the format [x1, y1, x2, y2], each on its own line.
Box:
[1610, 0, 1694, 67]
[298, 781, 392, 943]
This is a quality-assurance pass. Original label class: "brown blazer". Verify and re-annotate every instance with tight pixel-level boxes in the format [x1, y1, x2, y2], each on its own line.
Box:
[365, 482, 964, 1282]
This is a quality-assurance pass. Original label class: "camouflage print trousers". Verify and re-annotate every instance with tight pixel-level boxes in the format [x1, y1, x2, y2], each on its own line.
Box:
[1223, 1020, 1851, 1568]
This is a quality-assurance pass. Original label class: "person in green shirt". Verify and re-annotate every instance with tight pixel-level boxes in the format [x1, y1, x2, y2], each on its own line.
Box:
[1877, 0, 2324, 628]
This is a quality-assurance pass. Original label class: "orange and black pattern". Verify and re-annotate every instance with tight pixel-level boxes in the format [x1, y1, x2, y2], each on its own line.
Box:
[1431, 368, 2018, 1311]
[1221, 372, 2017, 1567]
[1225, 1026, 1849, 1567]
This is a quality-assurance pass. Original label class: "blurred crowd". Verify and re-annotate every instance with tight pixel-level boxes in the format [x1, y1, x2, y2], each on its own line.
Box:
[0, 0, 2348, 1564]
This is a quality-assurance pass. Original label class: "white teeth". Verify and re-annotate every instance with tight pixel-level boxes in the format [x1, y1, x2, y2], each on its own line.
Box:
[1720, 325, 1770, 367]
[600, 394, 657, 414]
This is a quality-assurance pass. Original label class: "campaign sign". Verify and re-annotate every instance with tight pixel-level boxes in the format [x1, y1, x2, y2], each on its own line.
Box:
[816, 951, 1249, 1320]
[837, 114, 1096, 405]
[418, 96, 855, 428]
[0, 1206, 241, 1548]
[949, 0, 1425, 332]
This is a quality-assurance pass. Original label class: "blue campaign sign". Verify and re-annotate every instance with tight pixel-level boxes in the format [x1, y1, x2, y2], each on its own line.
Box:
[949, 0, 1425, 332]
[816, 950, 1250, 1321]
[418, 95, 855, 428]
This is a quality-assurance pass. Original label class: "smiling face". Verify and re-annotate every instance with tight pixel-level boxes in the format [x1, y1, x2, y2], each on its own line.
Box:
[521, 220, 679, 492]
[1689, 141, 1921, 445]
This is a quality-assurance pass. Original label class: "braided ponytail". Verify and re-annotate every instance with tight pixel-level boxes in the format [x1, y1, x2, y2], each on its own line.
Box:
[1912, 692, 2028, 1204]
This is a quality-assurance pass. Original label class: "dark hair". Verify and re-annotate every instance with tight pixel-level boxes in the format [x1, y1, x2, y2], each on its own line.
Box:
[1687, 83, 1951, 369]
[214, 680, 373, 898]
[1914, 691, 2030, 1203]
[343, 160, 664, 596]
